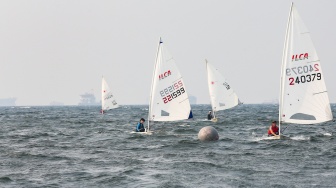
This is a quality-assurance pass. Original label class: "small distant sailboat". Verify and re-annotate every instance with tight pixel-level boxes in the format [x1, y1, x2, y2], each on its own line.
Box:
[205, 60, 240, 122]
[275, 3, 333, 139]
[147, 38, 193, 131]
[101, 76, 119, 114]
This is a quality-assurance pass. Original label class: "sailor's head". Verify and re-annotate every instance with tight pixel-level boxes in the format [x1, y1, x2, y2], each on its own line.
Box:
[272, 121, 277, 125]
[208, 111, 212, 113]
[140, 118, 145, 123]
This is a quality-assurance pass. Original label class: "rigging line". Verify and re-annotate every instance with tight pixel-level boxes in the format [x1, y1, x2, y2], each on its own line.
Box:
[281, 125, 289, 134]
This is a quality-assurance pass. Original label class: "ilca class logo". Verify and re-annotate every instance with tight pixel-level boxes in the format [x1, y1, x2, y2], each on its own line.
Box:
[292, 53, 308, 61]
[159, 70, 171, 80]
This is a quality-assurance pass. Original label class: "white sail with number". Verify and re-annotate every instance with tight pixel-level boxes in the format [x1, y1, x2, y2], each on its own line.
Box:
[101, 76, 119, 113]
[279, 3, 332, 125]
[148, 39, 193, 123]
[206, 60, 239, 117]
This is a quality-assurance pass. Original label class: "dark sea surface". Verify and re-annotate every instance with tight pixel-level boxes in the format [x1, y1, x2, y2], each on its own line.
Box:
[0, 104, 335, 188]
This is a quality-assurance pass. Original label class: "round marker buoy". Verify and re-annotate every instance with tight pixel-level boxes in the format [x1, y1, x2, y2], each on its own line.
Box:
[198, 126, 219, 141]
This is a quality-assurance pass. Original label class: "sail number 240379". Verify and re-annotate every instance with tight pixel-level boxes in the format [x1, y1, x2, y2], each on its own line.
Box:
[287, 64, 321, 85]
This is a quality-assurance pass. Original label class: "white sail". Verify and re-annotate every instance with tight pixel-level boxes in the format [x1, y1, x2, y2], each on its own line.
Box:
[279, 3, 333, 125]
[206, 60, 239, 116]
[101, 76, 119, 112]
[148, 39, 193, 123]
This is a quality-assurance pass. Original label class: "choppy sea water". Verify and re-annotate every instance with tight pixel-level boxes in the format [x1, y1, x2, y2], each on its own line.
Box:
[0, 104, 335, 187]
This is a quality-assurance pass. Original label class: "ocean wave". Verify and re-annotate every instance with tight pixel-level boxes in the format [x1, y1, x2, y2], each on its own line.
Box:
[1, 104, 336, 187]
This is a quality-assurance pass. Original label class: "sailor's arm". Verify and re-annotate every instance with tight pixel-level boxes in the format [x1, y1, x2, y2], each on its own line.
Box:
[136, 123, 140, 131]
[269, 126, 276, 136]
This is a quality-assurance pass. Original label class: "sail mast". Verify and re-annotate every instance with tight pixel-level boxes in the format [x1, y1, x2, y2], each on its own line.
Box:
[205, 59, 215, 119]
[147, 38, 162, 131]
[279, 2, 293, 135]
[101, 76, 104, 114]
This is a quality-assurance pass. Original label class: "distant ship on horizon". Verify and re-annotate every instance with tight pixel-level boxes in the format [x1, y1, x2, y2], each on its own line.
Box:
[49, 101, 64, 106]
[189, 95, 197, 105]
[262, 99, 279, 104]
[78, 92, 99, 106]
[0, 98, 17, 106]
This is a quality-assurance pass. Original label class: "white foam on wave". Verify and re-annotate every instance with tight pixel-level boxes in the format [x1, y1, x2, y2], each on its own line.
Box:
[147, 144, 164, 149]
[129, 131, 153, 135]
[199, 119, 210, 122]
[290, 135, 310, 141]
[252, 135, 277, 141]
[253, 137, 265, 142]
[323, 132, 332, 136]
[178, 124, 190, 127]
[19, 107, 31, 109]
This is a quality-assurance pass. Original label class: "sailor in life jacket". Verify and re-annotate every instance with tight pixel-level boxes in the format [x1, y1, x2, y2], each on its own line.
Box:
[136, 118, 146, 132]
[207, 111, 213, 120]
[268, 121, 279, 136]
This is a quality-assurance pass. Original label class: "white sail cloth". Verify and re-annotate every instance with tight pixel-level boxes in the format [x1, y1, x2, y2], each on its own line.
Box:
[279, 4, 332, 124]
[101, 77, 119, 111]
[148, 40, 193, 122]
[206, 60, 239, 114]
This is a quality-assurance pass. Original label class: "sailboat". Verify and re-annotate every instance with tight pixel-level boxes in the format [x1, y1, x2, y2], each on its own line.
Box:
[147, 38, 193, 132]
[205, 60, 240, 122]
[275, 3, 333, 139]
[101, 76, 119, 114]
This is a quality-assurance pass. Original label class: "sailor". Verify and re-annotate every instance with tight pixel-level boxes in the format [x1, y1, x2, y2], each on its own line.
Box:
[207, 111, 213, 120]
[136, 118, 146, 132]
[268, 121, 279, 136]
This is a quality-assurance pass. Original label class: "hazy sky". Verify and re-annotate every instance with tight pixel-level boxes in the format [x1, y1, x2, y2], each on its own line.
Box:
[1, 0, 335, 105]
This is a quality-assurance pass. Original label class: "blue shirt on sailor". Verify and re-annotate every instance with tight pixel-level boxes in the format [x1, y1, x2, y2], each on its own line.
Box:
[136, 122, 145, 132]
